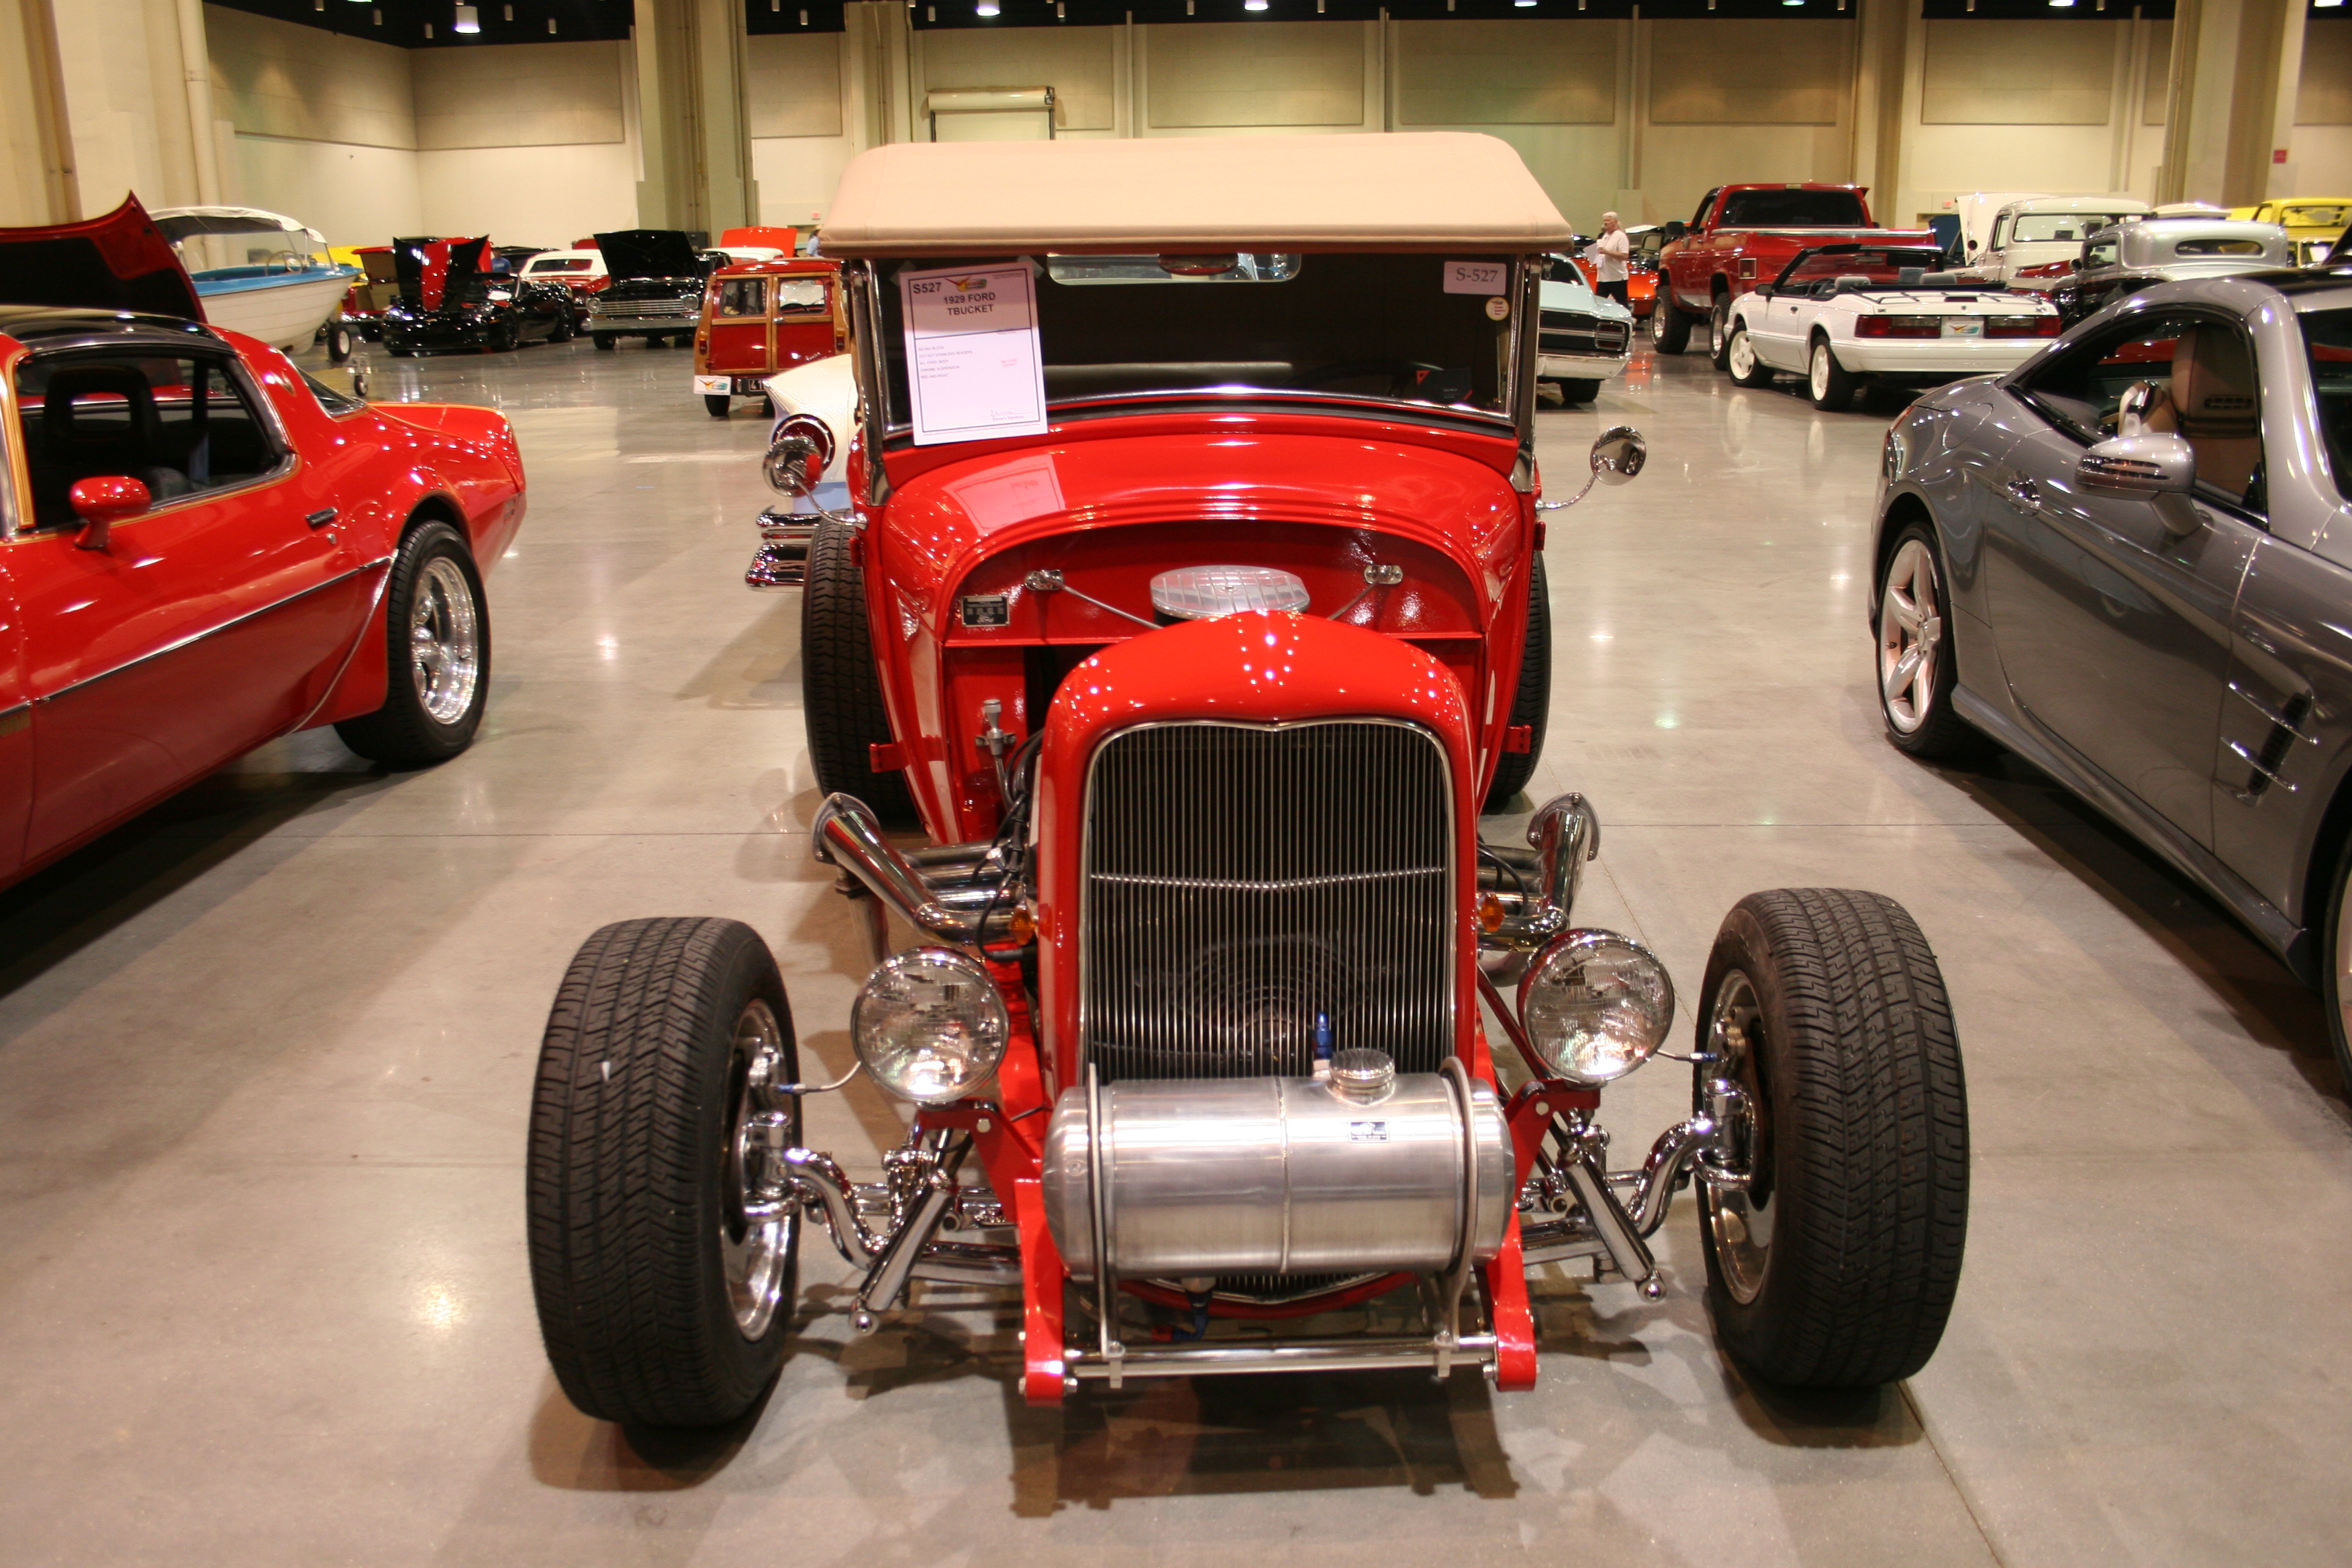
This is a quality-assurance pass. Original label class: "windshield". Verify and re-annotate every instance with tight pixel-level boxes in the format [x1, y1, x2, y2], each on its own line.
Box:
[1715, 189, 1867, 228]
[871, 253, 1520, 432]
[2302, 307, 2352, 502]
[2010, 213, 2134, 244]
[1774, 246, 1945, 288]
[2285, 204, 2352, 229]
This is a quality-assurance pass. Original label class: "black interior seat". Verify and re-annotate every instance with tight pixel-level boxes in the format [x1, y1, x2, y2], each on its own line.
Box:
[25, 365, 189, 528]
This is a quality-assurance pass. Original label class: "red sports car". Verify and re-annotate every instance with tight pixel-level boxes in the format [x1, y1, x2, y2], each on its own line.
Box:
[0, 197, 524, 886]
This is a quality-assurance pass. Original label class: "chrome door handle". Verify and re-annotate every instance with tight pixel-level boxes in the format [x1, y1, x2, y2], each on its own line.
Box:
[2004, 477, 2041, 511]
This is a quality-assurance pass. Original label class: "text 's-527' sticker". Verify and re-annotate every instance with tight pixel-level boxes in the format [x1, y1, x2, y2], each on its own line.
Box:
[1443, 260, 1508, 296]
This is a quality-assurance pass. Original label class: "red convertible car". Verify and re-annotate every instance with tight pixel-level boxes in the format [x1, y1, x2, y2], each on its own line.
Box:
[528, 136, 1968, 1429]
[0, 197, 522, 886]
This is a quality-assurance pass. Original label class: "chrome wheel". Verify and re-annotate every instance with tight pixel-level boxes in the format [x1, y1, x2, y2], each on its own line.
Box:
[1700, 969, 1772, 1305]
[409, 556, 481, 726]
[722, 998, 797, 1339]
[1710, 304, 1728, 358]
[1727, 328, 1757, 381]
[1878, 538, 1944, 734]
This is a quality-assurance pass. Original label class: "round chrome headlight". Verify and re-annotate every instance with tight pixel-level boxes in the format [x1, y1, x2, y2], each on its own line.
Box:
[1517, 930, 1675, 1085]
[851, 948, 1009, 1105]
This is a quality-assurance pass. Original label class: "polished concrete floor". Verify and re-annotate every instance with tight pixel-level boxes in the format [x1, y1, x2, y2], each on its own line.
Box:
[0, 331, 2344, 1567]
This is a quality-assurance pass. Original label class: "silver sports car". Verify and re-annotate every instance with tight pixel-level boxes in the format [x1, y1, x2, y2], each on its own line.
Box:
[1871, 268, 2352, 1085]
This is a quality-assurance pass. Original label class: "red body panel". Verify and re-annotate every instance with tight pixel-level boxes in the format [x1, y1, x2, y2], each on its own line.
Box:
[0, 326, 524, 887]
[1661, 184, 1935, 315]
[859, 415, 1536, 845]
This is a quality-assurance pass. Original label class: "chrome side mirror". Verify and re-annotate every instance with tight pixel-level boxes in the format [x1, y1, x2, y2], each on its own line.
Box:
[1591, 426, 1646, 484]
[1535, 426, 1649, 512]
[2079, 432, 2194, 497]
[763, 411, 835, 497]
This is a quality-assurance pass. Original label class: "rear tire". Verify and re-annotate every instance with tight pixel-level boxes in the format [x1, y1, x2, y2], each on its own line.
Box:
[705, 394, 732, 419]
[1483, 554, 1551, 812]
[334, 521, 490, 767]
[1561, 379, 1602, 405]
[592, 334, 616, 352]
[1709, 296, 1735, 369]
[1726, 323, 1774, 387]
[801, 520, 920, 829]
[1808, 338, 1860, 411]
[1696, 889, 1969, 1390]
[1654, 288, 1694, 354]
[528, 917, 799, 1428]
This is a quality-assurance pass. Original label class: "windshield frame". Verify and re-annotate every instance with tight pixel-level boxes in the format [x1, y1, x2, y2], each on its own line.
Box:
[848, 252, 1534, 477]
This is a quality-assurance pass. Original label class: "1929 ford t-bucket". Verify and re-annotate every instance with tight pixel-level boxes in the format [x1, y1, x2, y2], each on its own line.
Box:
[527, 135, 1970, 1428]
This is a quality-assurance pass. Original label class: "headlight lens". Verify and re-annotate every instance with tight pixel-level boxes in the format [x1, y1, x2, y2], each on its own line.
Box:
[1518, 930, 1675, 1084]
[851, 948, 1008, 1104]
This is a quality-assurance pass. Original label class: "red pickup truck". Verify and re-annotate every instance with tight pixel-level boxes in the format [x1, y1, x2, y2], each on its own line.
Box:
[1653, 184, 1937, 364]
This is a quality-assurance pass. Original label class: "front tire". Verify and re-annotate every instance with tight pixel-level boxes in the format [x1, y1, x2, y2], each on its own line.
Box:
[1483, 554, 1551, 811]
[334, 521, 490, 767]
[1696, 889, 1969, 1390]
[1875, 524, 1984, 761]
[1653, 288, 1694, 354]
[801, 520, 920, 828]
[705, 394, 732, 419]
[1726, 324, 1773, 387]
[1561, 379, 1602, 405]
[2322, 840, 2352, 1095]
[1808, 338, 1860, 411]
[591, 333, 616, 352]
[528, 917, 799, 1428]
[1708, 296, 1734, 369]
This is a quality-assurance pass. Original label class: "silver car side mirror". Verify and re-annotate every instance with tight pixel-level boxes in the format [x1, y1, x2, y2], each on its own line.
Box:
[2079, 432, 2195, 497]
[1536, 426, 1648, 511]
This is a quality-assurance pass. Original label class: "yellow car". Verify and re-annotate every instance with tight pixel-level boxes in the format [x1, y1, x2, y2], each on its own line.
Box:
[2229, 198, 2352, 264]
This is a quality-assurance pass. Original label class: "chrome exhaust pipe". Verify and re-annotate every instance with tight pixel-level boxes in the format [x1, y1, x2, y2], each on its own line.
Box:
[810, 793, 1024, 951]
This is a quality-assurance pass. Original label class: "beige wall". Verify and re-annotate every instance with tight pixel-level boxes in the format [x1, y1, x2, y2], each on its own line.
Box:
[54, 0, 217, 215]
[1897, 17, 2168, 228]
[0, 0, 75, 225]
[202, 5, 640, 249]
[2296, 19, 2352, 199]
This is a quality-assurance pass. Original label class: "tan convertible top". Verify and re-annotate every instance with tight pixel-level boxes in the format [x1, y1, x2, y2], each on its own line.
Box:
[821, 133, 1573, 257]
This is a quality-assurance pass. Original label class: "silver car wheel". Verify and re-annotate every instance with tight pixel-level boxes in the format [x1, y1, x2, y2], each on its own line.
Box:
[409, 556, 481, 726]
[721, 998, 797, 1340]
[1878, 538, 1944, 734]
[1700, 969, 1772, 1305]
[1809, 342, 1833, 403]
[1710, 303, 1728, 358]
[1727, 328, 1757, 380]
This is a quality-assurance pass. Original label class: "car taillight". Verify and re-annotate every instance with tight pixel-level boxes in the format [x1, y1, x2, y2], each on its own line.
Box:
[1986, 315, 2061, 338]
[1859, 315, 1941, 338]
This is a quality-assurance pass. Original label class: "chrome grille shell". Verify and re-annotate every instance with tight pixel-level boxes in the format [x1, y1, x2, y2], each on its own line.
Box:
[1079, 718, 1457, 1083]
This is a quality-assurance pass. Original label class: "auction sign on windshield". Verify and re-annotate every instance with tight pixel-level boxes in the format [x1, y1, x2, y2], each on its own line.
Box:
[899, 262, 1049, 446]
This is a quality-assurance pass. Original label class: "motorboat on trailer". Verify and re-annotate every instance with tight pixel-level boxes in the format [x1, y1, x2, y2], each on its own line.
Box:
[149, 206, 356, 354]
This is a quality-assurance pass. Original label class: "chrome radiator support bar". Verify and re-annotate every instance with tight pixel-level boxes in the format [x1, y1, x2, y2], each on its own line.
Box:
[1065, 1334, 1500, 1384]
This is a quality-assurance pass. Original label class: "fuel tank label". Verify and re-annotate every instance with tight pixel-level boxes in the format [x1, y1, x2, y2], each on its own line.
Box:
[1349, 1122, 1390, 1142]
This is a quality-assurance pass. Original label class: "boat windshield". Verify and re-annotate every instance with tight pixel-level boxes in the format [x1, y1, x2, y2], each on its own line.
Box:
[870, 252, 1521, 433]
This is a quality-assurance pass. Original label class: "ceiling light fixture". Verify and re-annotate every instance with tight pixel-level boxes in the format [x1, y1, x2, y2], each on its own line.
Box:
[1245, 0, 1269, 10]
[453, 4, 480, 32]
[976, 0, 999, 15]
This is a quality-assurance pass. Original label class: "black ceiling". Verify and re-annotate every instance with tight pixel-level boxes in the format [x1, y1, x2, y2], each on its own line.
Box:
[211, 0, 2212, 42]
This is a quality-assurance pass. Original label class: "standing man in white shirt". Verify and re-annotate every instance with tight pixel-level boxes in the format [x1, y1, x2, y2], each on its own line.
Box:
[1584, 211, 1631, 309]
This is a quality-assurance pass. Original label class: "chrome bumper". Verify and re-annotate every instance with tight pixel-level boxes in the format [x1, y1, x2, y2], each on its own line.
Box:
[746, 508, 817, 589]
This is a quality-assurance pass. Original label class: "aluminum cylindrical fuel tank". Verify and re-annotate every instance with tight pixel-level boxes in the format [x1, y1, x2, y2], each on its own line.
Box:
[1042, 1063, 1514, 1281]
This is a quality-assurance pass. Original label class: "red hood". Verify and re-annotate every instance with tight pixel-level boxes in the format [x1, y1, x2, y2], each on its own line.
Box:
[0, 195, 202, 321]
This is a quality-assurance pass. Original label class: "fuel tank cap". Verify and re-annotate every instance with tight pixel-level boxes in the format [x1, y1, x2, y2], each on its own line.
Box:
[1149, 565, 1310, 621]
[1328, 1048, 1397, 1104]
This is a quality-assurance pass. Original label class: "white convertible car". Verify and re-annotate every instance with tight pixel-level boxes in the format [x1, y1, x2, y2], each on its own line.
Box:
[1536, 256, 1633, 404]
[1721, 242, 2061, 411]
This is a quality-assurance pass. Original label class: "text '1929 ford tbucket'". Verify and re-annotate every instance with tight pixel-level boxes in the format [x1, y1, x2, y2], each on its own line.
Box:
[526, 134, 1971, 1429]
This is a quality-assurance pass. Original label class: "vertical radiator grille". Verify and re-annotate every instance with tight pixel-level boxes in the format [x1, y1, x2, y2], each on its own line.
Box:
[1081, 720, 1455, 1083]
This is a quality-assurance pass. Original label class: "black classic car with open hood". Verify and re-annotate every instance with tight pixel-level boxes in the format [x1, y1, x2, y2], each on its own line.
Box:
[585, 229, 712, 350]
[380, 236, 574, 356]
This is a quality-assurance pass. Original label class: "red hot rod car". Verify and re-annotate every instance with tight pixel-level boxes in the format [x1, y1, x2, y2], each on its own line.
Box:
[0, 197, 520, 887]
[527, 136, 1969, 1428]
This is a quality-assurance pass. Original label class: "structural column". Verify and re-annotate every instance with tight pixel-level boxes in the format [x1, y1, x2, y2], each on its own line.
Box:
[1850, 0, 1914, 224]
[2157, 0, 2307, 207]
[0, 0, 77, 225]
[634, 0, 760, 238]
